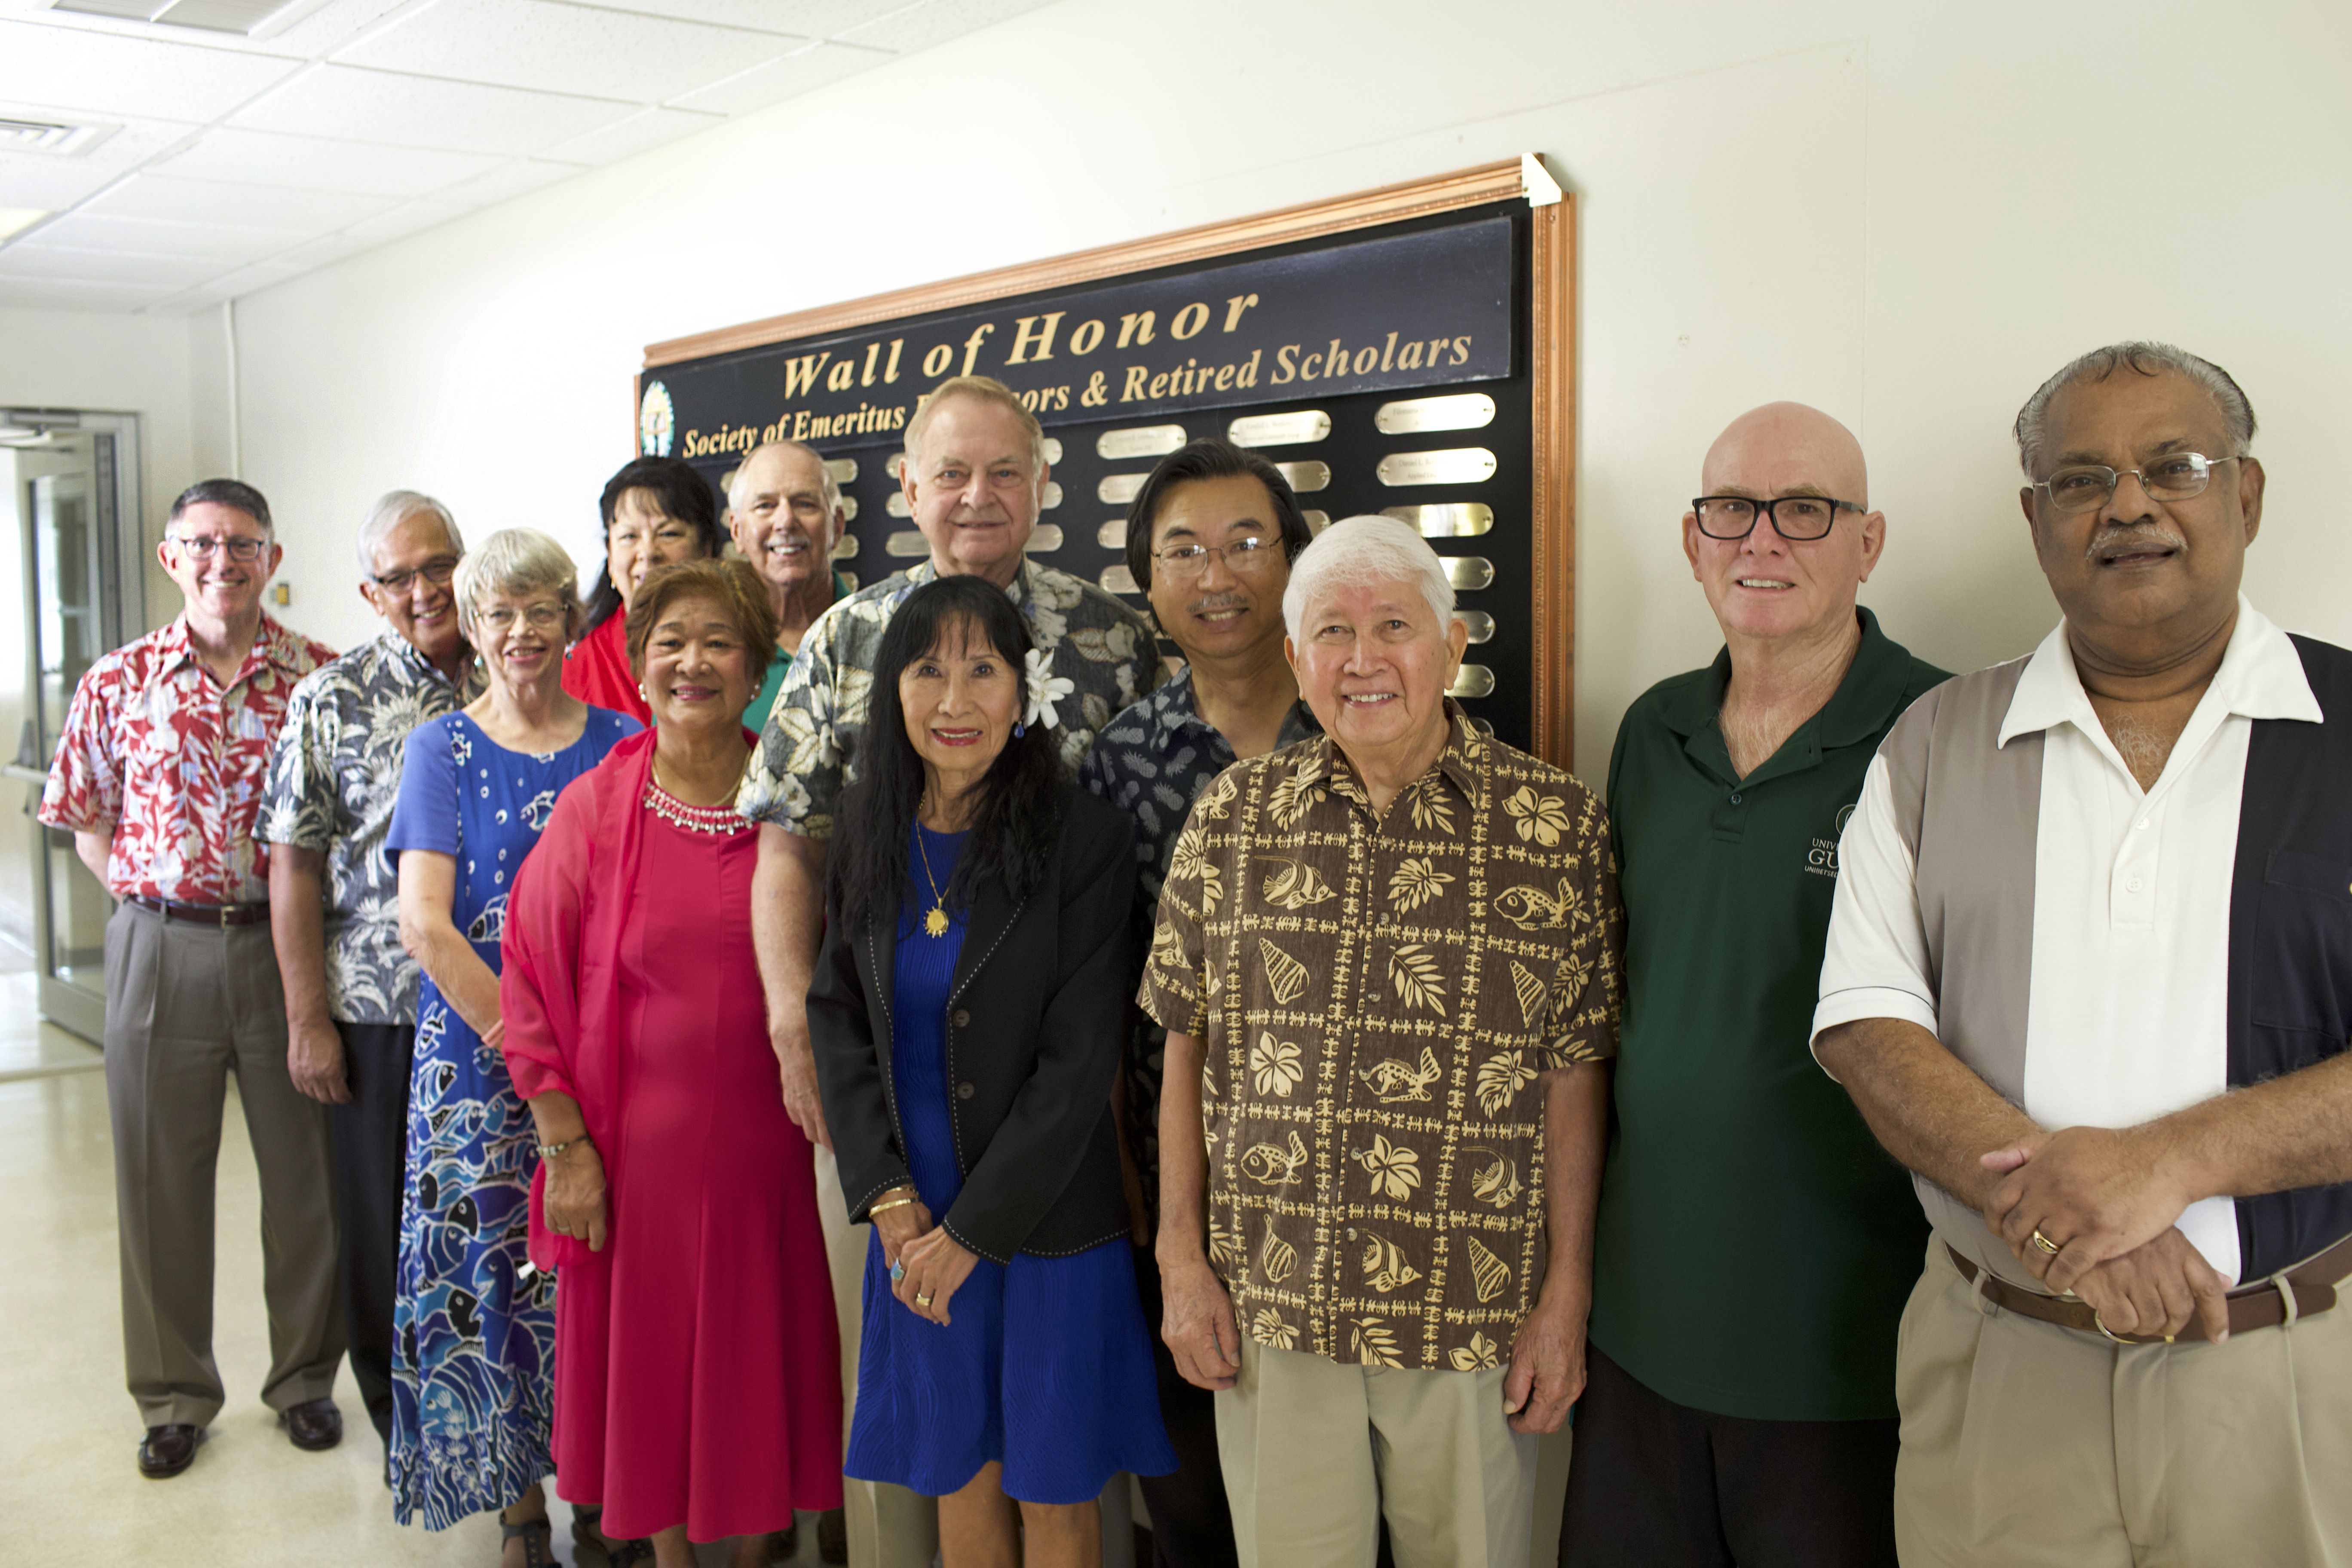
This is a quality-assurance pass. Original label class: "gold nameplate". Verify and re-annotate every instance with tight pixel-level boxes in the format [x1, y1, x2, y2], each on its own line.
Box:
[1099, 564, 1142, 595]
[1096, 424, 1188, 460]
[1454, 610, 1494, 643]
[1383, 502, 1491, 538]
[832, 535, 859, 560]
[1375, 393, 1495, 435]
[826, 458, 858, 484]
[1448, 665, 1496, 698]
[1097, 519, 1128, 549]
[1377, 448, 1497, 487]
[1042, 437, 1063, 465]
[836, 569, 859, 592]
[838, 496, 859, 522]
[1276, 461, 1331, 493]
[1228, 410, 1331, 447]
[1443, 557, 1495, 591]
[886, 530, 928, 557]
[1042, 481, 1063, 510]
[1304, 509, 1331, 533]
[1026, 525, 1066, 553]
[1099, 473, 1148, 505]
[886, 492, 911, 519]
[874, 453, 901, 483]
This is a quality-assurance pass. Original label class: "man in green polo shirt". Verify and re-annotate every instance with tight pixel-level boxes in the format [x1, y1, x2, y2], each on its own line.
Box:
[1560, 403, 1947, 1566]
[728, 438, 854, 732]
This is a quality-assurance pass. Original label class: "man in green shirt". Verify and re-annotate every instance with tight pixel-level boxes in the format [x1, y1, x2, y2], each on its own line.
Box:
[1561, 404, 1946, 1566]
[727, 438, 853, 731]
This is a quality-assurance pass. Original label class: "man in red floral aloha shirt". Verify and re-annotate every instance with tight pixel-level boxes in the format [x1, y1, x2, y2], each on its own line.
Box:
[40, 478, 346, 1481]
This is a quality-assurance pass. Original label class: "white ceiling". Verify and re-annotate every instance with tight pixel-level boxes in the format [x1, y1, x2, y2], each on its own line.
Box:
[0, 0, 1057, 315]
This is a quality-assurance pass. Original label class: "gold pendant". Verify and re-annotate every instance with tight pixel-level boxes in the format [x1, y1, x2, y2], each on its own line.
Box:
[924, 906, 949, 938]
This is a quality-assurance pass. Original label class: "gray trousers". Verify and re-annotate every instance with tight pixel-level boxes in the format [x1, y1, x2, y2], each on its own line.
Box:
[104, 900, 345, 1428]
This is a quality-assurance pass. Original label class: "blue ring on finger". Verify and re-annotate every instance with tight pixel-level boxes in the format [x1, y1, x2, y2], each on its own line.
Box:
[891, 1260, 906, 1282]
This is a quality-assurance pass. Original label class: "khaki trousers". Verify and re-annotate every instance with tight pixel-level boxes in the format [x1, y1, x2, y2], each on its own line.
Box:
[103, 901, 344, 1428]
[1216, 1338, 1538, 1568]
[1895, 1237, 2352, 1567]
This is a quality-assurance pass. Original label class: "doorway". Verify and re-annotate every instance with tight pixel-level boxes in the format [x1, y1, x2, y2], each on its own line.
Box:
[0, 409, 144, 1044]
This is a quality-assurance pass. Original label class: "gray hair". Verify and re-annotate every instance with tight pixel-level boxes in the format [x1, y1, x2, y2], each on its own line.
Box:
[1281, 514, 1455, 640]
[2014, 341, 2257, 477]
[725, 441, 842, 519]
[453, 527, 579, 641]
[903, 375, 1047, 478]
[356, 489, 463, 579]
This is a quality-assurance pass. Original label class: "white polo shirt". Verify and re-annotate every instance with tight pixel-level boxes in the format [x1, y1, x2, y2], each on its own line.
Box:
[1816, 599, 2323, 1285]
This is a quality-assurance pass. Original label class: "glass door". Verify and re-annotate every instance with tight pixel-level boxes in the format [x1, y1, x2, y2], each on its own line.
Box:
[4, 410, 143, 1043]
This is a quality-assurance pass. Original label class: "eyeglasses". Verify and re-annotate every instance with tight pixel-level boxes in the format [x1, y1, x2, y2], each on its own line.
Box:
[371, 557, 458, 594]
[477, 603, 569, 632]
[1153, 536, 1280, 579]
[171, 533, 270, 561]
[2031, 452, 2239, 514]
[1691, 495, 1861, 542]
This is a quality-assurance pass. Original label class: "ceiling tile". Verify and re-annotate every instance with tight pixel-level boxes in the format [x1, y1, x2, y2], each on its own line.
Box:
[0, 273, 184, 311]
[573, 0, 810, 35]
[669, 39, 888, 114]
[332, 195, 469, 246]
[432, 156, 581, 206]
[836, 0, 1058, 53]
[0, 156, 123, 211]
[86, 172, 400, 228]
[0, 19, 300, 122]
[262, 227, 373, 267]
[0, 241, 230, 285]
[26, 208, 309, 262]
[229, 64, 639, 157]
[151, 126, 505, 196]
[240, 0, 416, 55]
[334, 0, 806, 102]
[535, 104, 718, 165]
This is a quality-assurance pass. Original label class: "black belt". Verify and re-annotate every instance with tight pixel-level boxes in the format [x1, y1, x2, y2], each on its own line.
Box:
[125, 895, 271, 928]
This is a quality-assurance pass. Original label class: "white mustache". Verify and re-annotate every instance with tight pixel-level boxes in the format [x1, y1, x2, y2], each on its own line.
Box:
[2086, 523, 2186, 564]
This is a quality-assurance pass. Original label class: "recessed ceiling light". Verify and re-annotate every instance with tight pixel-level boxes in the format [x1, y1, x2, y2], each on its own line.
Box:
[0, 208, 52, 242]
[0, 116, 120, 158]
[48, 0, 333, 38]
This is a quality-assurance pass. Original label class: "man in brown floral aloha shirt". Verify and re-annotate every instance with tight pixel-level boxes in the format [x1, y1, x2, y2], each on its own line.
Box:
[1142, 515, 1622, 1567]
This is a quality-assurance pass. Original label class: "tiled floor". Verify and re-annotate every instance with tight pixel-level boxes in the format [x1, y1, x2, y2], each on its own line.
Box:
[0, 972, 821, 1565]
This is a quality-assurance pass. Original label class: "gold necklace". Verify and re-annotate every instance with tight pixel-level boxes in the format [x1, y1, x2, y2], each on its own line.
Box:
[913, 815, 951, 938]
[651, 749, 741, 808]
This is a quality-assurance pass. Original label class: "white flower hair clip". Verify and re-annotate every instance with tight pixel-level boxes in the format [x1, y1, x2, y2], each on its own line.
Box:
[1021, 647, 1075, 736]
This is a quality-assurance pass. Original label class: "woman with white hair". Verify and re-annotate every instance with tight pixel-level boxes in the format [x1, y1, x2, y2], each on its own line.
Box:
[386, 527, 641, 1565]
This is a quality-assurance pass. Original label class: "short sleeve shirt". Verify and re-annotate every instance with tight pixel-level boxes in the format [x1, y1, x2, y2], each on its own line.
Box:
[257, 629, 484, 1025]
[739, 558, 1166, 836]
[1586, 608, 1947, 1421]
[1078, 666, 1319, 1222]
[1139, 707, 1623, 1372]
[39, 614, 337, 903]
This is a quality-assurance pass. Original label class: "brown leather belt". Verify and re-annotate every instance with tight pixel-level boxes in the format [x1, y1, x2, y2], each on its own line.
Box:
[126, 895, 271, 928]
[1947, 1234, 2352, 1345]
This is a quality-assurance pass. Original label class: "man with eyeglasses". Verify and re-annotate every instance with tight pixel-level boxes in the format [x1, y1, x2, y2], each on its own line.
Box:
[1561, 404, 1946, 1566]
[1816, 342, 2352, 1564]
[259, 490, 481, 1450]
[40, 478, 346, 1480]
[1078, 437, 1318, 1568]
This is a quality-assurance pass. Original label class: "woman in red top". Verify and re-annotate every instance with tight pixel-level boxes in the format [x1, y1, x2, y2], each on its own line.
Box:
[560, 456, 724, 725]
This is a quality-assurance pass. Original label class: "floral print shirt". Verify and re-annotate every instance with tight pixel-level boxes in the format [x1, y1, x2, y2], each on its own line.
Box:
[259, 629, 484, 1024]
[1140, 707, 1623, 1372]
[739, 557, 1166, 836]
[40, 614, 336, 903]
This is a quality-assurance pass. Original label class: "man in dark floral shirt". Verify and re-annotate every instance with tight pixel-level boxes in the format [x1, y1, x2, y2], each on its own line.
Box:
[1078, 438, 1316, 1568]
[260, 491, 478, 1445]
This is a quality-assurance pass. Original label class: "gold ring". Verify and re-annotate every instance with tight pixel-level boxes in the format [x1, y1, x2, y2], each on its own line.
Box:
[2090, 1309, 2168, 1346]
[916, 1293, 934, 1309]
[2031, 1229, 2062, 1256]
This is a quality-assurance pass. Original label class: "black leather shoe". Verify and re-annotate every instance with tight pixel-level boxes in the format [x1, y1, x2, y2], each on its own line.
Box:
[138, 1423, 202, 1479]
[280, 1397, 343, 1452]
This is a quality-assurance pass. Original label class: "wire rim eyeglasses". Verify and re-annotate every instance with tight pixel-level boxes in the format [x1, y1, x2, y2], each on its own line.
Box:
[169, 534, 270, 562]
[2030, 453, 2240, 514]
[371, 557, 459, 594]
[1152, 535, 1281, 580]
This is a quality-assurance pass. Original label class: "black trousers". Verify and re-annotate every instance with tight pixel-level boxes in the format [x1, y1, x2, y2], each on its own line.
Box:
[331, 1021, 414, 1445]
[1130, 1245, 1240, 1568]
[1560, 1344, 1898, 1568]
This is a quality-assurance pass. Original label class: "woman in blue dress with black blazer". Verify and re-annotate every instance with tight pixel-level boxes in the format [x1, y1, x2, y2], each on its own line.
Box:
[807, 574, 1173, 1566]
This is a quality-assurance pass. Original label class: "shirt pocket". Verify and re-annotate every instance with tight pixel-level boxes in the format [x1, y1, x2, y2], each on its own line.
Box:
[2249, 848, 2352, 1046]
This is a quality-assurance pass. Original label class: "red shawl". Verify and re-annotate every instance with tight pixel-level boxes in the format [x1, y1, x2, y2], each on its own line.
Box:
[559, 613, 651, 727]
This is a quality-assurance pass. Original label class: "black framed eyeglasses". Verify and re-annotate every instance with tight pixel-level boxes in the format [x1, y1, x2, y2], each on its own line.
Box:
[1691, 494, 1861, 542]
[371, 557, 458, 594]
[2030, 453, 2239, 514]
[171, 533, 270, 562]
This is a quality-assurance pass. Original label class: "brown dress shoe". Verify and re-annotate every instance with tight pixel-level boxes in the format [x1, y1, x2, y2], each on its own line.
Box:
[138, 1424, 202, 1479]
[280, 1398, 343, 1452]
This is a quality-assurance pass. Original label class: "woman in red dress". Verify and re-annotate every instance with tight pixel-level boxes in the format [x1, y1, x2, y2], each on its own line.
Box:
[503, 558, 842, 1568]
[559, 456, 724, 726]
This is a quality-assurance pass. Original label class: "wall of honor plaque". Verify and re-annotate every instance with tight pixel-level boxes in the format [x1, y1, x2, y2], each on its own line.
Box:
[637, 157, 1577, 763]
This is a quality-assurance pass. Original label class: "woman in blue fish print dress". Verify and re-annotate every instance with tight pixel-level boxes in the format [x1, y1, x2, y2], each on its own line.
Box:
[386, 529, 638, 1565]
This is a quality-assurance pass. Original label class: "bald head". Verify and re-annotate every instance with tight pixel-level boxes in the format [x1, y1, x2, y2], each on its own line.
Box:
[1701, 402, 1868, 506]
[1684, 401, 1884, 653]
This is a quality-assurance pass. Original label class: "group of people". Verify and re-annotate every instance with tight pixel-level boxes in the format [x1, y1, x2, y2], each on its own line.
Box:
[37, 343, 2351, 1568]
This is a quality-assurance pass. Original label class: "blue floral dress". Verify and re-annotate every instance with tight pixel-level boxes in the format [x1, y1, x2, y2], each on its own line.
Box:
[383, 706, 637, 1528]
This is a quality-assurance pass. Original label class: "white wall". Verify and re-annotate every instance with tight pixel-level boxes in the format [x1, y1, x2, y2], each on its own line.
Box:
[222, 0, 2352, 776]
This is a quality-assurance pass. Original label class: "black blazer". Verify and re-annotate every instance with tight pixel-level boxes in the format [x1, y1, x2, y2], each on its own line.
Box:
[808, 783, 1137, 1265]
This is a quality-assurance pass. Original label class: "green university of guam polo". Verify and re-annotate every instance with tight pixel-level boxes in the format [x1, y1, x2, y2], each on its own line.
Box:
[1585, 607, 1948, 1421]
